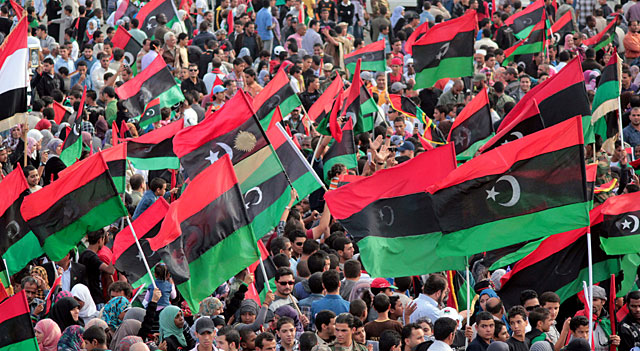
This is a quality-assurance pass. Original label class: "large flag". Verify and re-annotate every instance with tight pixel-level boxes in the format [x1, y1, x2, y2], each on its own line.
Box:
[0, 16, 28, 131]
[324, 144, 466, 277]
[480, 98, 544, 153]
[127, 119, 183, 170]
[21, 153, 127, 261]
[343, 59, 377, 134]
[498, 205, 621, 307]
[344, 39, 386, 74]
[601, 191, 640, 254]
[430, 116, 590, 257]
[592, 53, 621, 140]
[0, 291, 40, 351]
[111, 27, 143, 75]
[253, 69, 302, 130]
[0, 169, 42, 280]
[405, 21, 429, 55]
[413, 11, 477, 89]
[60, 142, 128, 193]
[447, 88, 494, 160]
[60, 86, 86, 166]
[307, 76, 343, 123]
[583, 14, 619, 51]
[502, 15, 547, 66]
[136, 0, 181, 38]
[174, 91, 290, 238]
[485, 238, 545, 270]
[323, 120, 358, 182]
[113, 197, 169, 287]
[147, 155, 261, 311]
[504, 0, 546, 39]
[551, 11, 576, 41]
[268, 122, 323, 201]
[115, 55, 184, 118]
[498, 57, 590, 130]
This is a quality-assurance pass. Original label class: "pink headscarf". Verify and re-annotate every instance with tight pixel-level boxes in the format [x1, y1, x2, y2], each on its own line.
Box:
[35, 319, 62, 351]
[27, 137, 37, 158]
[564, 34, 575, 51]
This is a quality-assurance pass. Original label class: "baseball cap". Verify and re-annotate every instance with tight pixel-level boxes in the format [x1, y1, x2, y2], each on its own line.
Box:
[195, 317, 215, 334]
[472, 73, 486, 82]
[439, 307, 462, 322]
[592, 285, 607, 300]
[323, 63, 334, 71]
[212, 85, 227, 94]
[390, 82, 407, 93]
[371, 278, 398, 289]
[391, 58, 403, 66]
[390, 135, 404, 146]
[274, 45, 285, 56]
[398, 141, 415, 152]
[361, 71, 373, 82]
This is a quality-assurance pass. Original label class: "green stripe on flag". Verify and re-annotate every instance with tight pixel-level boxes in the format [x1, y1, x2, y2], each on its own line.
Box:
[323, 153, 358, 182]
[290, 172, 322, 201]
[456, 134, 494, 162]
[128, 156, 180, 170]
[594, 35, 615, 52]
[415, 57, 473, 89]
[178, 225, 260, 310]
[60, 138, 83, 167]
[437, 202, 591, 257]
[258, 94, 302, 130]
[619, 253, 640, 297]
[43, 196, 126, 261]
[113, 176, 126, 194]
[515, 24, 535, 39]
[346, 60, 386, 74]
[3, 232, 43, 277]
[488, 239, 544, 270]
[503, 42, 544, 65]
[555, 258, 620, 302]
[357, 232, 466, 278]
[601, 235, 640, 255]
[0, 336, 40, 351]
[238, 152, 283, 190]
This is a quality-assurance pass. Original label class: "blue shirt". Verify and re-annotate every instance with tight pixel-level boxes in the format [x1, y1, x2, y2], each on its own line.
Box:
[132, 190, 158, 220]
[55, 57, 75, 74]
[75, 56, 97, 71]
[70, 72, 94, 91]
[256, 7, 273, 40]
[420, 11, 434, 24]
[409, 294, 440, 324]
[623, 125, 640, 148]
[311, 294, 350, 323]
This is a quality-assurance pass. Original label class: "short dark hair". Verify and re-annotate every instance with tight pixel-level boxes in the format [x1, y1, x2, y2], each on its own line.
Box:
[270, 236, 290, 256]
[627, 290, 640, 304]
[149, 177, 166, 192]
[507, 305, 527, 323]
[87, 229, 105, 245]
[315, 310, 336, 332]
[424, 273, 447, 295]
[349, 299, 367, 318]
[83, 326, 107, 345]
[520, 289, 538, 305]
[433, 317, 458, 341]
[476, 311, 494, 323]
[322, 270, 340, 293]
[344, 260, 361, 279]
[335, 313, 355, 328]
[332, 236, 351, 252]
[308, 251, 328, 274]
[401, 324, 422, 349]
[302, 239, 319, 255]
[219, 327, 240, 349]
[528, 307, 550, 330]
[108, 281, 133, 298]
[373, 293, 391, 313]
[539, 291, 560, 305]
[485, 298, 503, 315]
[493, 320, 506, 339]
[277, 316, 295, 331]
[255, 332, 275, 349]
[570, 316, 589, 332]
[274, 267, 294, 282]
[379, 330, 402, 351]
[300, 331, 318, 351]
[308, 272, 324, 294]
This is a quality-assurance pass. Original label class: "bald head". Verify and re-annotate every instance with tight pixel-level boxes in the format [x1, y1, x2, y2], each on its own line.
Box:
[485, 297, 503, 316]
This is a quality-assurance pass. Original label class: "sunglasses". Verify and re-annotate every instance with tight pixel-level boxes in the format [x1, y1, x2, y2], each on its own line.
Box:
[189, 69, 198, 72]
[294, 242, 304, 246]
[525, 304, 541, 311]
[278, 281, 295, 285]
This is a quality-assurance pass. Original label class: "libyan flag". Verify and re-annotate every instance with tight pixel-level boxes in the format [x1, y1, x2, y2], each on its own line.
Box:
[253, 69, 302, 130]
[21, 153, 127, 261]
[430, 116, 591, 257]
[0, 291, 40, 351]
[127, 119, 183, 170]
[0, 168, 43, 281]
[325, 144, 466, 278]
[323, 120, 358, 182]
[148, 155, 261, 311]
[502, 15, 547, 66]
[583, 14, 619, 52]
[591, 53, 621, 140]
[111, 26, 142, 75]
[601, 190, 640, 254]
[447, 87, 494, 160]
[413, 11, 476, 89]
[115, 55, 184, 119]
[307, 76, 343, 124]
[504, 0, 546, 39]
[498, 205, 621, 306]
[113, 197, 169, 288]
[344, 39, 386, 74]
[136, 0, 181, 38]
[480, 98, 543, 153]
[60, 142, 128, 194]
[60, 86, 86, 166]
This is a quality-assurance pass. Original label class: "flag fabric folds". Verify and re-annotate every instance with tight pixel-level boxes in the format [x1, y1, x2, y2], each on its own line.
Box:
[504, 0, 546, 39]
[0, 16, 28, 131]
[113, 197, 169, 287]
[60, 142, 128, 193]
[583, 14, 619, 51]
[447, 88, 494, 159]
[127, 120, 184, 170]
[344, 39, 386, 73]
[111, 27, 143, 74]
[324, 144, 465, 277]
[502, 15, 547, 66]
[21, 153, 127, 261]
[592, 53, 621, 139]
[323, 120, 358, 182]
[252, 69, 302, 130]
[551, 11, 576, 41]
[0, 290, 40, 351]
[115, 55, 184, 118]
[147, 155, 260, 311]
[430, 116, 590, 257]
[405, 21, 429, 55]
[135, 0, 181, 38]
[480, 98, 544, 153]
[601, 191, 640, 254]
[60, 86, 86, 166]
[307, 76, 343, 123]
[413, 11, 477, 89]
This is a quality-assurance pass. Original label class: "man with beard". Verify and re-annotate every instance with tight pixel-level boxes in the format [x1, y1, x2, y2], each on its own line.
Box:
[619, 291, 640, 351]
[410, 273, 448, 324]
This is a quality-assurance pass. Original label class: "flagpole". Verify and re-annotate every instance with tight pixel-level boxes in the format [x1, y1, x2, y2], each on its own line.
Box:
[125, 216, 158, 290]
[258, 256, 272, 293]
[587, 226, 594, 349]
[2, 259, 10, 288]
[130, 284, 144, 302]
[465, 257, 470, 350]
[310, 135, 323, 168]
[618, 95, 625, 147]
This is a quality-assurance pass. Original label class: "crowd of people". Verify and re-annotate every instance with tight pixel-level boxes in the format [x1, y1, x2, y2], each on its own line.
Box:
[6, 0, 640, 350]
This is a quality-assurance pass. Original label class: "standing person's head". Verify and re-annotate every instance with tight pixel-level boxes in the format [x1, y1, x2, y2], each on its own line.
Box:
[475, 311, 495, 343]
[334, 313, 355, 348]
[255, 332, 276, 351]
[195, 318, 216, 351]
[35, 319, 62, 351]
[591, 286, 607, 315]
[380, 330, 402, 351]
[569, 316, 589, 339]
[507, 305, 528, 338]
[433, 317, 458, 345]
[276, 317, 296, 349]
[401, 324, 424, 351]
[322, 270, 341, 294]
[627, 291, 640, 322]
[493, 320, 509, 342]
[315, 310, 336, 338]
[150, 177, 167, 197]
[373, 293, 392, 314]
[239, 328, 257, 351]
[83, 326, 108, 351]
[217, 326, 240, 351]
[539, 292, 560, 322]
[520, 290, 539, 316]
[349, 299, 368, 322]
[274, 267, 295, 297]
[423, 273, 448, 304]
[529, 307, 552, 333]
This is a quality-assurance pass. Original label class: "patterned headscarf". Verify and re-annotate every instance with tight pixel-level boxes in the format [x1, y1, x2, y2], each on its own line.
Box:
[57, 325, 84, 351]
[35, 319, 62, 351]
[6, 124, 22, 150]
[116, 336, 144, 351]
[30, 266, 49, 300]
[102, 296, 131, 331]
[55, 290, 74, 304]
[198, 297, 223, 317]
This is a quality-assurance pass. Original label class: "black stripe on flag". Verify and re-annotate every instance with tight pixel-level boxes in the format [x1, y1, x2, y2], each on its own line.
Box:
[128, 139, 177, 159]
[254, 84, 296, 122]
[413, 31, 475, 71]
[0, 313, 37, 348]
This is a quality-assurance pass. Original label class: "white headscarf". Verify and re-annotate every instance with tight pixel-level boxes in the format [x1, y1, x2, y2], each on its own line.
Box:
[71, 284, 98, 320]
[391, 6, 405, 27]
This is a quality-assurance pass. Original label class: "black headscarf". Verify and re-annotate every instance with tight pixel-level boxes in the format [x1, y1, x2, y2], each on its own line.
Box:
[50, 297, 81, 331]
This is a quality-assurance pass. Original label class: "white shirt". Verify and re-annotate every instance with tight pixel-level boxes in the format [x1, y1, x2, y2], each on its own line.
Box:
[196, 0, 208, 26]
[91, 65, 116, 92]
[410, 294, 441, 324]
[427, 340, 452, 351]
[141, 51, 159, 71]
[61, 265, 71, 291]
